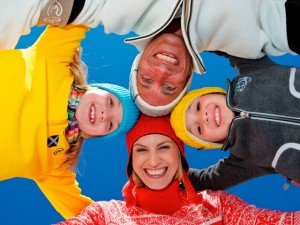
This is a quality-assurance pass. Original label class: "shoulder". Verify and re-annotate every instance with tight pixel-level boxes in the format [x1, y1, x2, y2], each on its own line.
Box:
[198, 190, 244, 207]
[198, 189, 223, 201]
[201, 190, 252, 210]
[95, 200, 125, 211]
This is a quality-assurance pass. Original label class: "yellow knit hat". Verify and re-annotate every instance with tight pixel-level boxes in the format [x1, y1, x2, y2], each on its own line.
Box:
[171, 87, 226, 149]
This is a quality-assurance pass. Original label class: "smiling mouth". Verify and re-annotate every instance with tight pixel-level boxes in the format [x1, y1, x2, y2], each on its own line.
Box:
[144, 167, 167, 177]
[155, 53, 178, 65]
[215, 107, 220, 126]
[89, 104, 96, 124]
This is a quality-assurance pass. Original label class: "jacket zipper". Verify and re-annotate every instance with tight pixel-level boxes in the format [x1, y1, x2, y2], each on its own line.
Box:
[222, 86, 300, 149]
[222, 111, 300, 150]
[236, 109, 300, 124]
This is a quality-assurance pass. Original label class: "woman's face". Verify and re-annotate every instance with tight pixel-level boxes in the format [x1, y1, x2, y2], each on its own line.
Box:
[75, 88, 123, 136]
[132, 134, 180, 190]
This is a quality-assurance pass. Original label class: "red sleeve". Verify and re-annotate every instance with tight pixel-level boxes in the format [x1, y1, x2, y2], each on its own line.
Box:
[219, 191, 300, 225]
[55, 202, 106, 225]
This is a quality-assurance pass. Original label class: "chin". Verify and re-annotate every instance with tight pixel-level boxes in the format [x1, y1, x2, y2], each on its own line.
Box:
[151, 183, 169, 190]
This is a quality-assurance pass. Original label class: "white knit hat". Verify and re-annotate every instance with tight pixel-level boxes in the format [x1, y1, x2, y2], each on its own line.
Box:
[129, 53, 192, 117]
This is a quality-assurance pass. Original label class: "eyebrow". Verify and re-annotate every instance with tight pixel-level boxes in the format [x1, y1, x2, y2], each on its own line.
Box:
[117, 97, 120, 108]
[133, 140, 172, 148]
[140, 83, 151, 89]
[185, 116, 195, 134]
[133, 143, 147, 148]
[138, 77, 151, 89]
[157, 141, 173, 147]
[187, 103, 192, 112]
[185, 108, 192, 131]
[186, 123, 192, 133]
[115, 116, 121, 130]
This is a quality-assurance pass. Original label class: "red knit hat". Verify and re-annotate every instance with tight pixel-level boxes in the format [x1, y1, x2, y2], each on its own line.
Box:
[126, 114, 188, 176]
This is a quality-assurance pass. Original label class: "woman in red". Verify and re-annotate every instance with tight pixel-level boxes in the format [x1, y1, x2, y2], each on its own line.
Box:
[56, 115, 300, 225]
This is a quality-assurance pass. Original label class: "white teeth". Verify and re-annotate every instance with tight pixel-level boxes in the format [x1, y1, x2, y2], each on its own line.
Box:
[215, 107, 220, 126]
[146, 168, 166, 176]
[90, 105, 95, 124]
[156, 53, 177, 64]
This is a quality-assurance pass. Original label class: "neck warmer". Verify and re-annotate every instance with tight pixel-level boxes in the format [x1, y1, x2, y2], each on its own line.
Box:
[123, 172, 209, 215]
[66, 84, 85, 144]
[135, 180, 187, 215]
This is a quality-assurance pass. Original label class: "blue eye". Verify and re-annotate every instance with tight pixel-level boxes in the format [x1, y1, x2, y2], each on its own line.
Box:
[163, 84, 176, 93]
[142, 76, 153, 84]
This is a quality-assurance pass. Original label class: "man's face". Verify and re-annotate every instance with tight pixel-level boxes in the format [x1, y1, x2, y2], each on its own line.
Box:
[137, 33, 192, 106]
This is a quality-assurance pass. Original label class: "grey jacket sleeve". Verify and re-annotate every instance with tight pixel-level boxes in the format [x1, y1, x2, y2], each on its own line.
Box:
[272, 145, 300, 183]
[188, 154, 275, 192]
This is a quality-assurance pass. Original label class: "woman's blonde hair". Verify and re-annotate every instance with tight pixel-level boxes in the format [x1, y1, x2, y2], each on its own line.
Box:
[64, 47, 90, 169]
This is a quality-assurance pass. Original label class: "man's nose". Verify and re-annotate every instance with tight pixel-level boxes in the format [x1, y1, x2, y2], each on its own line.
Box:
[153, 63, 172, 75]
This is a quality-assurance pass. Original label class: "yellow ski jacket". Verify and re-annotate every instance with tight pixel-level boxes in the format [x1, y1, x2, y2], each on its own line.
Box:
[0, 25, 93, 219]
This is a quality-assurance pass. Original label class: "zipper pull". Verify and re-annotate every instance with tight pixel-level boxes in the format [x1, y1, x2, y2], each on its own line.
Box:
[283, 178, 291, 191]
[240, 111, 250, 118]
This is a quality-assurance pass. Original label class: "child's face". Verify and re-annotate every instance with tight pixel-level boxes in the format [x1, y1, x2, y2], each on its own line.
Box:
[75, 88, 123, 136]
[185, 94, 234, 143]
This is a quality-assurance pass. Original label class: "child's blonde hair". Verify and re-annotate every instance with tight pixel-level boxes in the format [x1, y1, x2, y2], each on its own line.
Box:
[64, 47, 89, 169]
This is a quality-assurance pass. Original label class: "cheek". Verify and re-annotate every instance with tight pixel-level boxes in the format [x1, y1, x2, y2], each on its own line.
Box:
[170, 160, 179, 174]
[132, 154, 143, 172]
[95, 123, 111, 136]
[167, 151, 180, 171]
[172, 73, 188, 86]
[76, 101, 86, 120]
[219, 125, 229, 139]
[206, 128, 227, 142]
[83, 123, 107, 137]
[136, 82, 147, 97]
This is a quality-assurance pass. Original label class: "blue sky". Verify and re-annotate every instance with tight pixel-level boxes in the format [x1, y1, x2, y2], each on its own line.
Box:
[0, 26, 299, 224]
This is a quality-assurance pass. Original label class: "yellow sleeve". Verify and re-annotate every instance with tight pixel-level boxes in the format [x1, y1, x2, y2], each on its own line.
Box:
[35, 171, 94, 219]
[32, 25, 89, 64]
